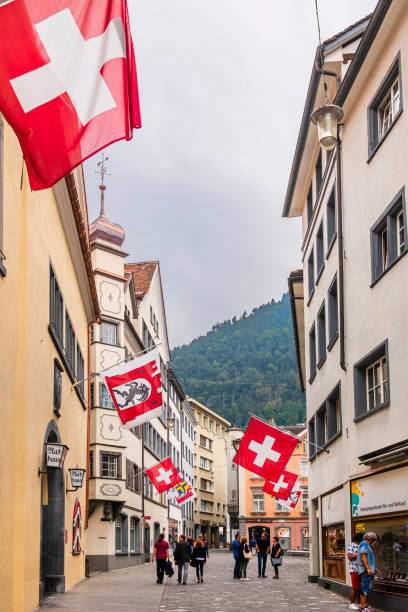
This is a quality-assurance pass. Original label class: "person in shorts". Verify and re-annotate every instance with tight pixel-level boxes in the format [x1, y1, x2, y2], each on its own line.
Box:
[347, 532, 363, 610]
[357, 532, 380, 612]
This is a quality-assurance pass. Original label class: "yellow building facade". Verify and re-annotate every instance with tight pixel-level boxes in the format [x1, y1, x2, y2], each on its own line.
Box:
[0, 117, 99, 611]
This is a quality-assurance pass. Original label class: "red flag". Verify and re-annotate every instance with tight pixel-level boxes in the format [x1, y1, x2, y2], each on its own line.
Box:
[233, 417, 298, 482]
[146, 458, 182, 494]
[0, 0, 141, 190]
[262, 470, 298, 501]
[103, 349, 163, 428]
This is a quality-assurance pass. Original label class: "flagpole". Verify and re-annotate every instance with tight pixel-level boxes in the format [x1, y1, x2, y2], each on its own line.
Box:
[248, 412, 329, 454]
[71, 342, 162, 390]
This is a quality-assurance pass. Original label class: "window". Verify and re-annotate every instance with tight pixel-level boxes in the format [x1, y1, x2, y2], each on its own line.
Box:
[309, 324, 316, 382]
[371, 189, 406, 283]
[316, 221, 324, 278]
[308, 249, 314, 298]
[200, 499, 213, 513]
[328, 276, 338, 347]
[49, 265, 63, 345]
[354, 341, 389, 421]
[316, 403, 328, 449]
[368, 55, 402, 157]
[275, 500, 288, 512]
[322, 524, 345, 582]
[101, 321, 117, 346]
[90, 382, 95, 408]
[76, 345, 84, 397]
[326, 186, 336, 249]
[216, 423, 220, 434]
[101, 452, 120, 478]
[300, 460, 308, 478]
[100, 383, 115, 409]
[130, 518, 136, 553]
[126, 460, 141, 493]
[308, 416, 316, 459]
[217, 502, 221, 514]
[199, 435, 207, 448]
[251, 488, 265, 512]
[307, 184, 313, 224]
[115, 516, 122, 552]
[203, 416, 208, 428]
[317, 301, 326, 366]
[142, 320, 153, 348]
[302, 488, 309, 513]
[209, 420, 214, 431]
[326, 383, 342, 442]
[65, 310, 75, 375]
[89, 450, 94, 478]
[315, 150, 322, 199]
[143, 473, 153, 499]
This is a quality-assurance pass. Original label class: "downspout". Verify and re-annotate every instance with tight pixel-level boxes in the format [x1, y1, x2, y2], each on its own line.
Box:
[85, 324, 91, 528]
[315, 46, 341, 92]
[336, 126, 346, 371]
[142, 425, 145, 561]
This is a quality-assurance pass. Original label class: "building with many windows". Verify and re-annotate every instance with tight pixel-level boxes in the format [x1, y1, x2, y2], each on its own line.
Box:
[189, 397, 230, 547]
[284, 3, 408, 609]
[0, 115, 99, 610]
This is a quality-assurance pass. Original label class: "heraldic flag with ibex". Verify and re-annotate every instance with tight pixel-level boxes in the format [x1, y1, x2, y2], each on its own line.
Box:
[102, 348, 163, 427]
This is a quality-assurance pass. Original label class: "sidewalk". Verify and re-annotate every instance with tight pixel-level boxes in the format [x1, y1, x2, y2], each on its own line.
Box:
[37, 562, 165, 611]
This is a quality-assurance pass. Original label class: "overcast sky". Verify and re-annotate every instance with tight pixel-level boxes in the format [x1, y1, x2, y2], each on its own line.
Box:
[84, 0, 377, 349]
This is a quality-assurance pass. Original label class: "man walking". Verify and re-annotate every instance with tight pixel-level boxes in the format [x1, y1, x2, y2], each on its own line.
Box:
[256, 532, 270, 578]
[232, 532, 241, 579]
[347, 532, 363, 610]
[357, 532, 380, 612]
[174, 535, 191, 585]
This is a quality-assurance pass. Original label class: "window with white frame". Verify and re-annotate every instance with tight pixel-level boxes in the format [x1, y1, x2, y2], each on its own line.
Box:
[301, 487, 309, 513]
[354, 341, 390, 420]
[115, 515, 122, 552]
[397, 209, 405, 254]
[100, 383, 115, 409]
[101, 452, 120, 478]
[367, 356, 388, 411]
[251, 488, 265, 512]
[300, 460, 308, 477]
[379, 77, 400, 139]
[368, 55, 402, 155]
[130, 518, 136, 552]
[101, 320, 117, 346]
[275, 499, 288, 512]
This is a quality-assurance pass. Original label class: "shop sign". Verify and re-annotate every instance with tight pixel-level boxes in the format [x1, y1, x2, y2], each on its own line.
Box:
[322, 487, 344, 525]
[351, 466, 408, 517]
[46, 443, 68, 468]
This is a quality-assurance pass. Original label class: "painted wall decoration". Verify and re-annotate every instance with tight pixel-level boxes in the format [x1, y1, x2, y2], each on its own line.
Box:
[100, 483, 121, 496]
[100, 413, 122, 441]
[72, 501, 82, 554]
[99, 280, 122, 315]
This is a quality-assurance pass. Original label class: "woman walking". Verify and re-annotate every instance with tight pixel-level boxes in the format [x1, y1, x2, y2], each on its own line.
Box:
[152, 533, 170, 584]
[192, 537, 207, 583]
[239, 536, 252, 581]
[270, 536, 283, 579]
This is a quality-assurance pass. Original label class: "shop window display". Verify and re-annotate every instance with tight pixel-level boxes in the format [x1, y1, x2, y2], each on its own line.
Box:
[322, 524, 346, 582]
[354, 516, 408, 595]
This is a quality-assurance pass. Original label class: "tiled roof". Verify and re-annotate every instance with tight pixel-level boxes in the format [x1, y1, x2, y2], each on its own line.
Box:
[125, 261, 158, 296]
[323, 13, 373, 46]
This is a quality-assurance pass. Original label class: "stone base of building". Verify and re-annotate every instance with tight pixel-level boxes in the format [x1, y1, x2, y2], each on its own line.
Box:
[317, 577, 407, 612]
[87, 553, 143, 572]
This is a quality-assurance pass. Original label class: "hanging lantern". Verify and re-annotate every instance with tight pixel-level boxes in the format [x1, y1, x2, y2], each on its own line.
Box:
[310, 104, 344, 150]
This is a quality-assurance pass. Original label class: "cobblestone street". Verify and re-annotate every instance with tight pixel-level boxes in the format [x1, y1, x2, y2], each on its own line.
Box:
[38, 550, 392, 612]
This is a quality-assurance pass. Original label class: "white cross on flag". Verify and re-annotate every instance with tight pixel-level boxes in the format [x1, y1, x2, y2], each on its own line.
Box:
[0, 0, 141, 190]
[145, 458, 182, 494]
[233, 417, 298, 482]
[262, 469, 298, 501]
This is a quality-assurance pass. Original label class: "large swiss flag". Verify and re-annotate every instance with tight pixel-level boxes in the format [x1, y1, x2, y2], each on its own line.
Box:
[233, 417, 298, 483]
[262, 470, 298, 501]
[0, 0, 141, 190]
[146, 458, 182, 494]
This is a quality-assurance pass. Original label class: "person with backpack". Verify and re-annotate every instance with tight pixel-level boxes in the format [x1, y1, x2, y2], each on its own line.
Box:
[151, 533, 170, 584]
[238, 536, 252, 581]
[270, 536, 283, 579]
[191, 537, 207, 583]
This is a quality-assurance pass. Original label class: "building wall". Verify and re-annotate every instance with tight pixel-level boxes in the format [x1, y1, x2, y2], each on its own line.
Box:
[0, 121, 92, 611]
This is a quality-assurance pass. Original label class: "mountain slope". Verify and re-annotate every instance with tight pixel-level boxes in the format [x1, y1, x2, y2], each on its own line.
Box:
[171, 293, 305, 428]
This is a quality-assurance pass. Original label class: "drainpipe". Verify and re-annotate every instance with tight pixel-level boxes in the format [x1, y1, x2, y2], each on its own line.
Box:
[142, 425, 145, 560]
[315, 46, 341, 92]
[336, 126, 346, 371]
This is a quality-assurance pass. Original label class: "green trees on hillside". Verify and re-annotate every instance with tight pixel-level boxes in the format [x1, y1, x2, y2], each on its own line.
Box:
[171, 293, 305, 428]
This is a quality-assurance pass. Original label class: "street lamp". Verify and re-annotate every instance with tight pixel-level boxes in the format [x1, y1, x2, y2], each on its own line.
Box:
[66, 468, 86, 493]
[310, 104, 343, 150]
[38, 442, 69, 475]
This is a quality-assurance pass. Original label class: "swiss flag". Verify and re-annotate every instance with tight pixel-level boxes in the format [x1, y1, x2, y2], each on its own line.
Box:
[267, 484, 302, 511]
[233, 417, 298, 482]
[262, 470, 298, 501]
[146, 458, 182, 494]
[103, 349, 163, 428]
[0, 0, 141, 190]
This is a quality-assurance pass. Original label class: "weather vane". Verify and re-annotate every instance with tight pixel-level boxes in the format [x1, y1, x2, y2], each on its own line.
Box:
[96, 152, 110, 217]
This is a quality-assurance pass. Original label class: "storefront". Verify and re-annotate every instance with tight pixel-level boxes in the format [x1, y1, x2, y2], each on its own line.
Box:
[321, 487, 346, 583]
[351, 466, 408, 597]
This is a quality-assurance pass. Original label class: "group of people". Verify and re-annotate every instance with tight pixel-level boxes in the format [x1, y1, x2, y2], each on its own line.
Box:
[232, 531, 283, 580]
[151, 533, 209, 585]
[347, 531, 380, 612]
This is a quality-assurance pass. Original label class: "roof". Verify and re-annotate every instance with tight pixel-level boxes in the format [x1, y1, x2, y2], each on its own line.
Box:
[323, 13, 373, 47]
[124, 261, 158, 297]
[288, 269, 305, 393]
[187, 396, 231, 427]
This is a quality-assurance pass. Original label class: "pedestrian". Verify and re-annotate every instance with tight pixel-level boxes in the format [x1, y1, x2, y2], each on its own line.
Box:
[151, 533, 170, 584]
[187, 536, 194, 553]
[192, 537, 207, 583]
[357, 532, 380, 612]
[256, 532, 270, 578]
[249, 535, 257, 555]
[232, 532, 241, 579]
[203, 535, 210, 557]
[347, 532, 363, 610]
[174, 534, 191, 585]
[270, 536, 283, 579]
[239, 536, 252, 581]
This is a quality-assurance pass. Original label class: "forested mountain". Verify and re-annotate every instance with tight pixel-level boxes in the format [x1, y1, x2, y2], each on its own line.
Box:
[171, 293, 305, 428]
